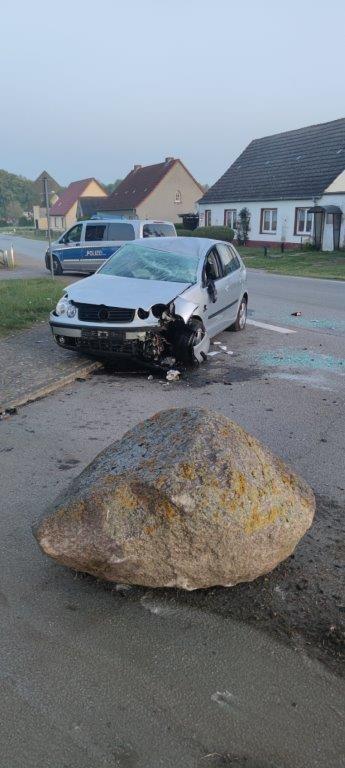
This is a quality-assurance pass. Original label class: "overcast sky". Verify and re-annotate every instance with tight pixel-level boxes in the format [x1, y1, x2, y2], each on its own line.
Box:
[1, 0, 345, 186]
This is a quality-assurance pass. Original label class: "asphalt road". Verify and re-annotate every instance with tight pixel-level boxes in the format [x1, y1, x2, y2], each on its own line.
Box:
[0, 235, 344, 766]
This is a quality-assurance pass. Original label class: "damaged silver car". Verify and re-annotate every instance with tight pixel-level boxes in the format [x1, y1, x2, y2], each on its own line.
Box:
[50, 237, 248, 366]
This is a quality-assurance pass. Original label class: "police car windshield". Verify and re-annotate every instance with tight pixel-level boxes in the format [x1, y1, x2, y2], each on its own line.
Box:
[99, 243, 198, 284]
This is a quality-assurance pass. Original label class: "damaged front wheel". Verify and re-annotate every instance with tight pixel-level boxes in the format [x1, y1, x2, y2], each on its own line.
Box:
[174, 318, 210, 365]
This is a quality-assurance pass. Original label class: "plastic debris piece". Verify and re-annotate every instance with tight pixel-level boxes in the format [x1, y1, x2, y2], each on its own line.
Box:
[166, 369, 181, 382]
[212, 341, 222, 346]
[226, 351, 234, 356]
[291, 311, 302, 316]
[147, 375, 154, 381]
[220, 345, 227, 351]
[207, 351, 221, 357]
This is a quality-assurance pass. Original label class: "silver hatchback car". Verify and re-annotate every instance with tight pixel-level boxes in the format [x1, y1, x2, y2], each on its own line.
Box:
[50, 237, 248, 365]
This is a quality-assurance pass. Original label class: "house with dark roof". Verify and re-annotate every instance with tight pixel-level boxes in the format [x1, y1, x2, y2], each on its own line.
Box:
[80, 158, 203, 223]
[199, 118, 345, 251]
[48, 178, 107, 231]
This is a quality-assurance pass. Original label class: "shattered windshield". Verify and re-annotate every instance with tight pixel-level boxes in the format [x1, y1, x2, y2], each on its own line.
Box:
[99, 243, 199, 284]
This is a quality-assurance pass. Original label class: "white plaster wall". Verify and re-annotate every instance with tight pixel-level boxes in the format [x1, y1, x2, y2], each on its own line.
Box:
[199, 199, 314, 243]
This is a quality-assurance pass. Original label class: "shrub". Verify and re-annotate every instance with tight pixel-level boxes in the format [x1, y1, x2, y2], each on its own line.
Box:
[191, 225, 234, 242]
[176, 228, 194, 237]
[236, 208, 251, 245]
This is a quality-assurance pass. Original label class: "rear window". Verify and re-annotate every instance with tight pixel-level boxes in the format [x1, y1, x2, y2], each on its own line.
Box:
[143, 223, 176, 237]
[85, 224, 107, 242]
[107, 223, 135, 241]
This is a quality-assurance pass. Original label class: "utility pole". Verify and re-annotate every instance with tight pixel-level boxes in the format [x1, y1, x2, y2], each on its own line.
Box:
[43, 175, 54, 279]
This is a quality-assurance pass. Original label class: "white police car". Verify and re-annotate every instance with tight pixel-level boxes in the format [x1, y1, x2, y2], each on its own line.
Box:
[45, 218, 177, 275]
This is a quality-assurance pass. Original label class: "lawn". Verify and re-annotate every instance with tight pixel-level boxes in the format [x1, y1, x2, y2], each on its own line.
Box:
[237, 247, 345, 280]
[0, 278, 68, 336]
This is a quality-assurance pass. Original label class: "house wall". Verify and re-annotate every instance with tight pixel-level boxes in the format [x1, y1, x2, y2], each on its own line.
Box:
[136, 161, 203, 223]
[64, 181, 107, 230]
[199, 196, 345, 249]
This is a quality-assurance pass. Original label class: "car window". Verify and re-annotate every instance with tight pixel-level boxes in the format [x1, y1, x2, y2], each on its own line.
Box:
[85, 224, 107, 242]
[216, 243, 240, 275]
[65, 224, 82, 243]
[99, 243, 198, 284]
[107, 223, 135, 240]
[143, 223, 176, 237]
[205, 248, 222, 281]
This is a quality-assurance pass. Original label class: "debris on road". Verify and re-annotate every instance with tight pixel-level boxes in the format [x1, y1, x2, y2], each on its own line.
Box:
[291, 311, 302, 316]
[166, 369, 181, 382]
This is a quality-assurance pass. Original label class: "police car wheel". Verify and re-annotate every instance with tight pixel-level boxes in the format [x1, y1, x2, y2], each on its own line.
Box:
[53, 256, 63, 275]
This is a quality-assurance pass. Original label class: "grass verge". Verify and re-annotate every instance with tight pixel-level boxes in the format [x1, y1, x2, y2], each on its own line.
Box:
[238, 247, 345, 279]
[0, 278, 68, 336]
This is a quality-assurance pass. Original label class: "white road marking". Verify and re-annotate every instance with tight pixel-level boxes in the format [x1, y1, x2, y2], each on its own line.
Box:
[247, 319, 296, 334]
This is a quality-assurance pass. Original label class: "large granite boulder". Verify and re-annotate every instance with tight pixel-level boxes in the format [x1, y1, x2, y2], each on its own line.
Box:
[33, 408, 315, 589]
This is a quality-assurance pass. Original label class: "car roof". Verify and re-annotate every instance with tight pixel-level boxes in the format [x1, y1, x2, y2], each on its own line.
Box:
[86, 218, 174, 225]
[128, 236, 227, 258]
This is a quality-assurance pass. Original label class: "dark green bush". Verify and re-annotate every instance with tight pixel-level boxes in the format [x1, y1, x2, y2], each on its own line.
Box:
[191, 225, 234, 242]
[176, 228, 194, 237]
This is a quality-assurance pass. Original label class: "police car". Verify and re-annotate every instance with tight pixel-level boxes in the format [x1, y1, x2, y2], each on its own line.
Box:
[45, 218, 177, 275]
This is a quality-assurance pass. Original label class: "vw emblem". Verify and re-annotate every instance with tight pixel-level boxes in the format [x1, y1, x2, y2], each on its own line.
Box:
[98, 307, 109, 321]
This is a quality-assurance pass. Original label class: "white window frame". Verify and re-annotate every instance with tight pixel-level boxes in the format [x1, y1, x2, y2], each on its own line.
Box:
[174, 190, 182, 204]
[295, 208, 313, 235]
[224, 209, 237, 228]
[261, 208, 277, 234]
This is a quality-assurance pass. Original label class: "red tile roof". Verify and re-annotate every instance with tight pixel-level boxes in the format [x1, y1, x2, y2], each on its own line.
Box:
[98, 159, 177, 211]
[50, 178, 103, 216]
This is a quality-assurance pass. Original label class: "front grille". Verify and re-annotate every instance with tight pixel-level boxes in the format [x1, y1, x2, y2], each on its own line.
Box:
[74, 302, 135, 323]
[77, 328, 134, 354]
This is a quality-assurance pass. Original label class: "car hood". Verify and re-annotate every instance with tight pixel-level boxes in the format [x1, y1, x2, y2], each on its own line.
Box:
[66, 274, 191, 310]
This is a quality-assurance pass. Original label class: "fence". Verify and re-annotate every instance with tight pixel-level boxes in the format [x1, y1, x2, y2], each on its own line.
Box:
[0, 245, 15, 269]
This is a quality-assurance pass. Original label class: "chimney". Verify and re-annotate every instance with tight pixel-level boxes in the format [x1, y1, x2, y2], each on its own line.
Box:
[133, 164, 141, 172]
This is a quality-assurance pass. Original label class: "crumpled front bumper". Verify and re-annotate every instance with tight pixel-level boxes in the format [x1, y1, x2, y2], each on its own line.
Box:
[50, 320, 155, 357]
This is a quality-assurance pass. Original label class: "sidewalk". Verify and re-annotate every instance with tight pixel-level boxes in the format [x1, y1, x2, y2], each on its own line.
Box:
[0, 251, 47, 280]
[0, 323, 101, 412]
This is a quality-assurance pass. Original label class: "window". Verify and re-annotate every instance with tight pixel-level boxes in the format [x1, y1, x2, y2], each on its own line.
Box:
[204, 209, 212, 226]
[143, 223, 176, 237]
[64, 223, 82, 243]
[85, 224, 107, 241]
[174, 190, 182, 204]
[216, 244, 240, 275]
[99, 243, 199, 284]
[204, 249, 222, 281]
[261, 208, 277, 233]
[224, 209, 237, 228]
[295, 208, 313, 235]
[107, 223, 135, 240]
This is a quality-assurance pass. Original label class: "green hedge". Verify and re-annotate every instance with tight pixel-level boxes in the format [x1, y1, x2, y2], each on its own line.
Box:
[177, 226, 235, 241]
[192, 225, 234, 241]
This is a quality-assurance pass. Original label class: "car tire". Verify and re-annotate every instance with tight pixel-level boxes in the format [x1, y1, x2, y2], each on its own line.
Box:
[229, 296, 247, 331]
[52, 256, 63, 275]
[174, 317, 209, 365]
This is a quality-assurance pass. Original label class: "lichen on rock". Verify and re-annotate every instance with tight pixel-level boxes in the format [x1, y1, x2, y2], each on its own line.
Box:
[33, 408, 315, 589]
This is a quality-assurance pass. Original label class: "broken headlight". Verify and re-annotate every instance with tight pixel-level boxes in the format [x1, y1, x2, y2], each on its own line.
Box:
[55, 297, 76, 318]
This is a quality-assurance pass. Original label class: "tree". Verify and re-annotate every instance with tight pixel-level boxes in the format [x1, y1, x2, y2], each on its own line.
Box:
[236, 207, 251, 245]
[103, 179, 122, 195]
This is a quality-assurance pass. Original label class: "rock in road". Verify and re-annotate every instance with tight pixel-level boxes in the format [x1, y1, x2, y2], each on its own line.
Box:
[33, 408, 315, 589]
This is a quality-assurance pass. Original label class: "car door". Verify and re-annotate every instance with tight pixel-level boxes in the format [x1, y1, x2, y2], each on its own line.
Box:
[201, 247, 228, 335]
[81, 222, 108, 272]
[212, 243, 244, 329]
[59, 223, 84, 271]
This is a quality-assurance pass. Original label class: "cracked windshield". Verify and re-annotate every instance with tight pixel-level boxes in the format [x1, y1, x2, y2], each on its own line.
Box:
[99, 243, 199, 283]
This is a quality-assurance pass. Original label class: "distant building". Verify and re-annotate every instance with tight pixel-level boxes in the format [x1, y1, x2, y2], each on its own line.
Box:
[79, 158, 203, 223]
[32, 170, 63, 230]
[48, 178, 107, 231]
[198, 118, 345, 251]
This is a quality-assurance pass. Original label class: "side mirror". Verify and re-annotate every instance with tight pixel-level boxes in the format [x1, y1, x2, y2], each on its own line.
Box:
[206, 278, 217, 304]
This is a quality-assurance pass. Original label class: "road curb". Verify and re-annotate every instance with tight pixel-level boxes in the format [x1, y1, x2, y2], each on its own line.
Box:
[0, 360, 102, 413]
